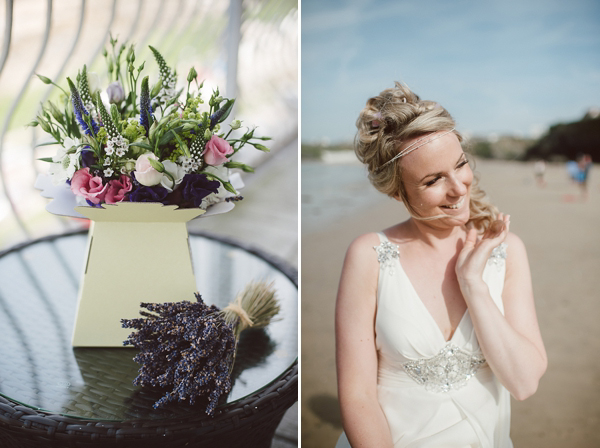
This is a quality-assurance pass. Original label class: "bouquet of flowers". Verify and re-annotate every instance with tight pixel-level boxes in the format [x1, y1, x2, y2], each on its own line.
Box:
[33, 36, 270, 210]
[121, 281, 280, 415]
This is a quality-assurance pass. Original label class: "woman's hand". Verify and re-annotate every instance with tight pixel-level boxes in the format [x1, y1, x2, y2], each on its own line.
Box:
[456, 213, 510, 289]
[454, 216, 548, 400]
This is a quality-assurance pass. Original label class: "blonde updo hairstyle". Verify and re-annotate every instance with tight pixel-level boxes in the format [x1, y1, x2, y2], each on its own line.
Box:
[354, 82, 497, 231]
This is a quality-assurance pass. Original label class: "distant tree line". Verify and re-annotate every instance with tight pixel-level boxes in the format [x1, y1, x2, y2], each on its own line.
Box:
[301, 113, 600, 163]
[524, 114, 600, 162]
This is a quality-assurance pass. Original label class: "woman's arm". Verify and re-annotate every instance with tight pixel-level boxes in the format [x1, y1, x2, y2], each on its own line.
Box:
[336, 233, 394, 447]
[456, 215, 547, 400]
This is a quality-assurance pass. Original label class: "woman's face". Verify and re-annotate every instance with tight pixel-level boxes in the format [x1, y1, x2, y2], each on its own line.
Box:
[398, 132, 473, 228]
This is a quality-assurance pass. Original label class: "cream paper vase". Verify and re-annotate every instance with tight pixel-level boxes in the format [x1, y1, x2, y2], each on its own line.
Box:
[71, 202, 205, 347]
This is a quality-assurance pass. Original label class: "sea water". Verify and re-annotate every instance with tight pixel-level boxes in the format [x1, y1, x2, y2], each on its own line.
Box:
[301, 160, 384, 234]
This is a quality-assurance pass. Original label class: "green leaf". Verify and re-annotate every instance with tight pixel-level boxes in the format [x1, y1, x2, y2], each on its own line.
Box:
[172, 131, 191, 158]
[37, 157, 55, 163]
[128, 142, 153, 150]
[34, 141, 60, 148]
[216, 99, 235, 124]
[157, 125, 185, 146]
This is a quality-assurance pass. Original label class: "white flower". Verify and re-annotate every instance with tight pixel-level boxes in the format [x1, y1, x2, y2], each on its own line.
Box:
[48, 162, 68, 185]
[200, 166, 230, 209]
[134, 153, 163, 186]
[104, 168, 114, 177]
[178, 155, 196, 173]
[104, 157, 111, 166]
[49, 137, 81, 185]
[116, 147, 126, 157]
[66, 153, 80, 178]
[204, 165, 229, 181]
[160, 160, 186, 192]
[105, 139, 115, 156]
[52, 137, 78, 162]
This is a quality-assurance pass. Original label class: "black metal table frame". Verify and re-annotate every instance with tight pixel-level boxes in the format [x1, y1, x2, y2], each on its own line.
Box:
[0, 229, 298, 448]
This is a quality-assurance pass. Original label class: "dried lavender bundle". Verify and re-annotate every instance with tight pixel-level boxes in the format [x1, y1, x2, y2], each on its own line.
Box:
[122, 295, 236, 415]
[122, 281, 280, 416]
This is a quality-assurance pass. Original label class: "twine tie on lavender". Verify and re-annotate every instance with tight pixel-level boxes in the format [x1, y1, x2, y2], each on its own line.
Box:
[224, 302, 254, 331]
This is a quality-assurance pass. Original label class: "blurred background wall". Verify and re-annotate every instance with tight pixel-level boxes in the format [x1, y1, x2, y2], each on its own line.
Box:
[0, 0, 298, 253]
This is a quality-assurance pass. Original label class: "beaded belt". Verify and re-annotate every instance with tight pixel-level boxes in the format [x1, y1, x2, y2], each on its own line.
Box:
[402, 343, 486, 393]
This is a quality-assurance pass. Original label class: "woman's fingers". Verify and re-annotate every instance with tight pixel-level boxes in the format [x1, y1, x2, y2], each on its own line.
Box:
[488, 219, 506, 237]
[463, 227, 478, 248]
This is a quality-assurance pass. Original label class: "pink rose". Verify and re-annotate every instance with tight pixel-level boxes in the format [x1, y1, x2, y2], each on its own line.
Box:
[105, 175, 133, 204]
[70, 167, 107, 204]
[202, 135, 233, 166]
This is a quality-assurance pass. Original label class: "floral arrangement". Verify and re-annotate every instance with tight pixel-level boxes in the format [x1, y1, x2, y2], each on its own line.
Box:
[33, 36, 269, 209]
[121, 281, 280, 415]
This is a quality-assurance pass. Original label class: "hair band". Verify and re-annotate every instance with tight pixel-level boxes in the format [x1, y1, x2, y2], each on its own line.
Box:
[378, 128, 455, 171]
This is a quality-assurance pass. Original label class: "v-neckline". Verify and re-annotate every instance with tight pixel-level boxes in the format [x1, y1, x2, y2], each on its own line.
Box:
[390, 240, 468, 344]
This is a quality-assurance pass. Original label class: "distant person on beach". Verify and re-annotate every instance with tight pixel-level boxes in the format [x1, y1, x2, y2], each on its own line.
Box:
[335, 82, 547, 447]
[566, 154, 592, 200]
[577, 154, 592, 199]
[534, 159, 546, 187]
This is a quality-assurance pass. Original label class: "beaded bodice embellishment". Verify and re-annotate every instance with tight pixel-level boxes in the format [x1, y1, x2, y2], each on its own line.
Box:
[373, 240, 400, 275]
[487, 242, 508, 272]
[402, 343, 486, 393]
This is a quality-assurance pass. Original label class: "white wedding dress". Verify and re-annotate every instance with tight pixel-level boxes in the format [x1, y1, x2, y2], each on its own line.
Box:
[336, 232, 513, 448]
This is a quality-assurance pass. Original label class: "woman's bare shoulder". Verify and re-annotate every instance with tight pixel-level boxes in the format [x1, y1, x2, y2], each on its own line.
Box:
[345, 219, 411, 261]
[504, 231, 527, 256]
[346, 232, 381, 259]
[502, 231, 530, 272]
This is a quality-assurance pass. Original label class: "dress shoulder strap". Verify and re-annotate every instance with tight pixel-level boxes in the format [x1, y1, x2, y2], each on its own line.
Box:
[373, 232, 400, 274]
[487, 242, 508, 271]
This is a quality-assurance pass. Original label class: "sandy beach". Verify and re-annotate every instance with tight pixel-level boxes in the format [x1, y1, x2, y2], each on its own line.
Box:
[301, 157, 600, 447]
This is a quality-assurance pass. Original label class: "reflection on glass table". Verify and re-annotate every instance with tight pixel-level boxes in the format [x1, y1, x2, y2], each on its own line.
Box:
[0, 230, 297, 447]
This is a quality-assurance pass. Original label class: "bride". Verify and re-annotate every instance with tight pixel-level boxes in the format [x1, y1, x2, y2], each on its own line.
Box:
[335, 83, 547, 447]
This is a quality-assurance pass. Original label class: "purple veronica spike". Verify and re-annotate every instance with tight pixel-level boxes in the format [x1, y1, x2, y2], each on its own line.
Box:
[140, 76, 153, 135]
[68, 77, 98, 136]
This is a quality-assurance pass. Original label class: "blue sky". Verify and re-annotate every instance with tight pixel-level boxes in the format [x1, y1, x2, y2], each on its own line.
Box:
[301, 0, 600, 143]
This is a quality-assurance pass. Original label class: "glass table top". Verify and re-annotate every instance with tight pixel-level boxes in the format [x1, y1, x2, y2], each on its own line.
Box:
[0, 231, 297, 420]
